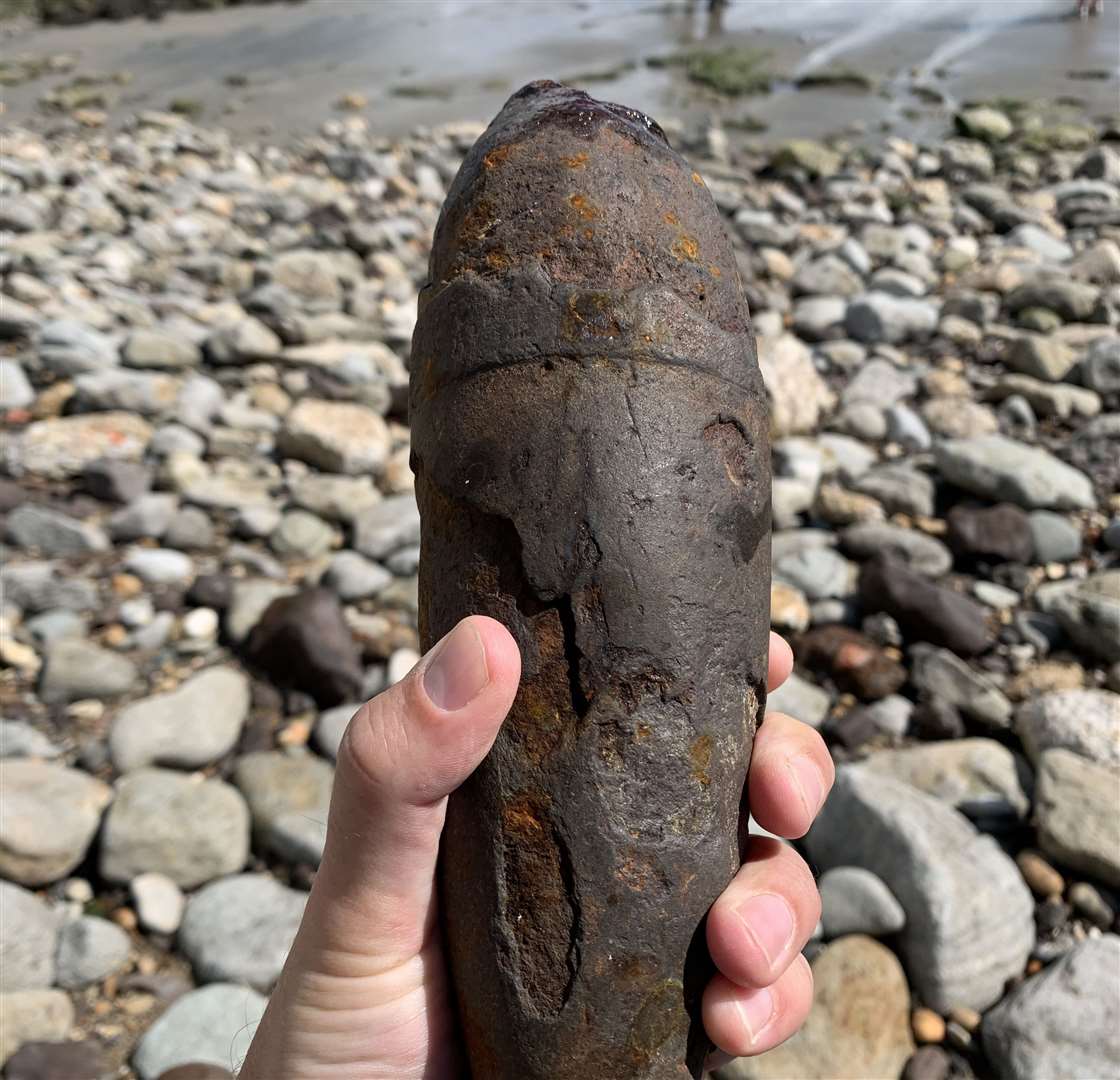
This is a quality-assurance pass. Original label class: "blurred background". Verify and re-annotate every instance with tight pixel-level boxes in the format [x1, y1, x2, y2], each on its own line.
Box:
[1, 2, 1118, 1079]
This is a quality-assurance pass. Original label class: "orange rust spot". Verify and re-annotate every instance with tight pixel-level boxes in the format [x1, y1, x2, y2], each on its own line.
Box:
[504, 798, 546, 838]
[691, 170, 704, 185]
[564, 151, 589, 168]
[458, 198, 496, 245]
[663, 211, 679, 226]
[484, 250, 511, 271]
[482, 144, 512, 169]
[689, 733, 713, 787]
[708, 264, 723, 277]
[568, 193, 601, 220]
[671, 235, 700, 262]
[635, 721, 651, 742]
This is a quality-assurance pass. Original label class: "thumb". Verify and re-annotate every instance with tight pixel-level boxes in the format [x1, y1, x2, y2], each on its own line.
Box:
[299, 615, 521, 971]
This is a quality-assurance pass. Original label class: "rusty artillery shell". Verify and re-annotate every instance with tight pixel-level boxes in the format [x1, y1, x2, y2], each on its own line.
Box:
[410, 81, 771, 1079]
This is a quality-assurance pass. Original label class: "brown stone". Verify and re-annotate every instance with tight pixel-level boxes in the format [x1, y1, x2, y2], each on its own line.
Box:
[412, 82, 771, 1079]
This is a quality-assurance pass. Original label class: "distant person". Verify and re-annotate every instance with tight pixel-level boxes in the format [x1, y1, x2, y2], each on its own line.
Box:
[1078, 0, 1103, 17]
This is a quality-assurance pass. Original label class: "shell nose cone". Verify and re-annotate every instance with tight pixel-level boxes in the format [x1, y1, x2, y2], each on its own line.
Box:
[500, 80, 669, 149]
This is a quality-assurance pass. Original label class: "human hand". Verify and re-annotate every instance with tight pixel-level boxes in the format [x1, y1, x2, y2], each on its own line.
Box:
[239, 616, 833, 1078]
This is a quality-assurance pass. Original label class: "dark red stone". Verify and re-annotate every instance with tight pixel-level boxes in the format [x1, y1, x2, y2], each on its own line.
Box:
[244, 588, 363, 706]
[946, 503, 1033, 564]
[794, 625, 908, 701]
[860, 555, 992, 656]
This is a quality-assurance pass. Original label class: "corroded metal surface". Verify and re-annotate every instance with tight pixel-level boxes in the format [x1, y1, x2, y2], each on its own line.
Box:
[410, 81, 771, 1079]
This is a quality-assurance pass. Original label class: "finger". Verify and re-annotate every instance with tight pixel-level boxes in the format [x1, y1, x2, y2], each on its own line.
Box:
[301, 615, 521, 971]
[749, 710, 834, 839]
[703, 954, 814, 1058]
[707, 837, 821, 989]
[767, 632, 793, 692]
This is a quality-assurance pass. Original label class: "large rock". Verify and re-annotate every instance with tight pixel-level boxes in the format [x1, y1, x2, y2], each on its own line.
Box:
[934, 436, 1096, 511]
[233, 751, 333, 866]
[765, 672, 831, 728]
[1015, 689, 1120, 768]
[862, 738, 1030, 826]
[841, 522, 952, 578]
[110, 667, 250, 772]
[982, 936, 1120, 1080]
[1007, 335, 1078, 382]
[0, 991, 74, 1068]
[351, 494, 421, 560]
[0, 761, 112, 885]
[756, 334, 836, 437]
[845, 292, 939, 344]
[819, 867, 905, 939]
[859, 557, 992, 655]
[37, 319, 116, 376]
[5, 504, 109, 558]
[805, 766, 1034, 1011]
[179, 874, 306, 991]
[946, 503, 1034, 564]
[122, 328, 201, 369]
[1034, 571, 1120, 663]
[720, 936, 913, 1079]
[278, 399, 390, 475]
[54, 915, 131, 988]
[1034, 748, 1120, 887]
[909, 644, 1012, 728]
[0, 883, 57, 992]
[5, 412, 152, 479]
[100, 769, 250, 889]
[131, 983, 266, 1080]
[244, 588, 363, 706]
[0, 562, 98, 614]
[38, 639, 138, 704]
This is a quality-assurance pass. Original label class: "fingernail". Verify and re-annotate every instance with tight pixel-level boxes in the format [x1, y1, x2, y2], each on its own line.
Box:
[735, 893, 796, 971]
[735, 986, 775, 1046]
[423, 621, 489, 711]
[789, 755, 825, 819]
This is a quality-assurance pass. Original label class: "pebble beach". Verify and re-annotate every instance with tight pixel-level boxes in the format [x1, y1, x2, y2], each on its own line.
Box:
[2, 3, 1120, 1078]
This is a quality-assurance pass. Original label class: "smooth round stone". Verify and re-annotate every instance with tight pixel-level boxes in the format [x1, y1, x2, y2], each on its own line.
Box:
[181, 608, 219, 640]
[0, 761, 112, 886]
[124, 547, 195, 587]
[54, 915, 131, 988]
[973, 580, 1021, 609]
[774, 547, 856, 601]
[269, 510, 334, 559]
[132, 983, 266, 1080]
[178, 874, 306, 991]
[0, 882, 58, 992]
[1028, 511, 1082, 563]
[131, 872, 185, 935]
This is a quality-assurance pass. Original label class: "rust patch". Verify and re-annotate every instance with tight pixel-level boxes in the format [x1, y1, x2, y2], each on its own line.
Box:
[708, 264, 722, 277]
[501, 793, 581, 1016]
[458, 197, 497, 245]
[485, 250, 512, 272]
[688, 733, 713, 787]
[691, 170, 704, 185]
[663, 211, 679, 226]
[564, 151, 589, 168]
[627, 979, 687, 1065]
[671, 235, 700, 262]
[564, 291, 622, 339]
[483, 144, 513, 169]
[568, 193, 601, 220]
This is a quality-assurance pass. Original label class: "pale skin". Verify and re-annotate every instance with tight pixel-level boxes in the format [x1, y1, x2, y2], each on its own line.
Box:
[241, 617, 835, 1078]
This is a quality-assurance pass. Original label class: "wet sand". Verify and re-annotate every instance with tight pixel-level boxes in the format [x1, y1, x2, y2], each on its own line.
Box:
[1, 0, 1118, 143]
